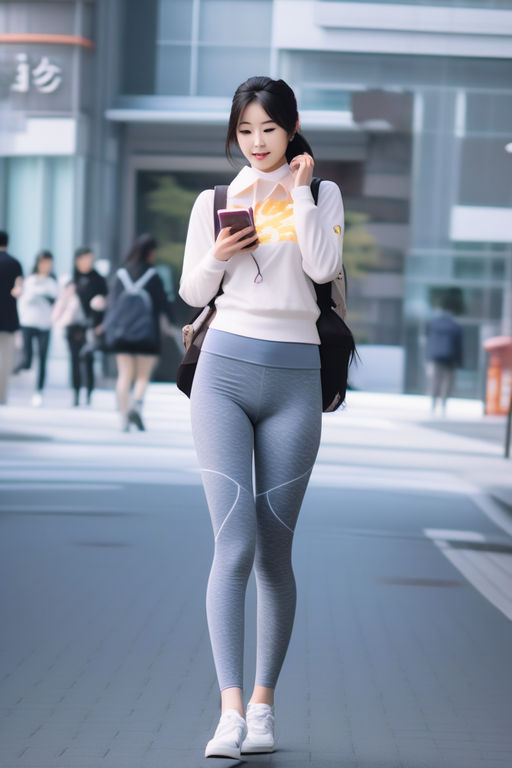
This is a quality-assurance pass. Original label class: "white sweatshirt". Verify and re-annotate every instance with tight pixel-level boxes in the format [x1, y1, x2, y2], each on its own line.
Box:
[179, 163, 344, 344]
[18, 274, 59, 330]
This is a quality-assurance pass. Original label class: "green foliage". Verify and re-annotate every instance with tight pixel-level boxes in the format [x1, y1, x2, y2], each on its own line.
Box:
[342, 210, 380, 278]
[146, 176, 197, 220]
[144, 176, 199, 272]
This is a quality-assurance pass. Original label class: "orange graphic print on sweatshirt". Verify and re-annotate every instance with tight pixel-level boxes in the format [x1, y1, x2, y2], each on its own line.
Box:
[253, 199, 297, 244]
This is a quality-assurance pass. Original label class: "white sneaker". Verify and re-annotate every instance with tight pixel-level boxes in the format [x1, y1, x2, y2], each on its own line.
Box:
[31, 393, 43, 408]
[205, 709, 247, 759]
[241, 702, 275, 753]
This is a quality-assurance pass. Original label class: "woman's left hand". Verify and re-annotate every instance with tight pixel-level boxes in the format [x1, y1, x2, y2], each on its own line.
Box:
[290, 153, 314, 187]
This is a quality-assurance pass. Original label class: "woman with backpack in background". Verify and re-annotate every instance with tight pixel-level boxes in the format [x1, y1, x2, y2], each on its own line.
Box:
[179, 76, 344, 759]
[105, 233, 174, 432]
[15, 250, 58, 406]
[52, 246, 107, 407]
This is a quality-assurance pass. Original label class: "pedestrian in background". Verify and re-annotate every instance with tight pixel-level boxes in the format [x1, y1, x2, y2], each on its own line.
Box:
[426, 298, 463, 415]
[53, 247, 107, 407]
[0, 230, 23, 405]
[15, 250, 58, 407]
[180, 76, 344, 759]
[105, 233, 174, 432]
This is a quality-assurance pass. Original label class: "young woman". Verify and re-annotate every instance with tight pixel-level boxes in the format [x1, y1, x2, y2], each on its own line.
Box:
[107, 234, 174, 432]
[16, 250, 58, 406]
[179, 76, 344, 759]
[61, 247, 107, 407]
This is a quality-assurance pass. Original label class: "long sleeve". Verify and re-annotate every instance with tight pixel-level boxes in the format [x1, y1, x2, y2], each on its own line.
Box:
[94, 272, 108, 296]
[149, 273, 175, 322]
[18, 276, 59, 328]
[292, 180, 344, 284]
[24, 276, 58, 301]
[179, 189, 226, 308]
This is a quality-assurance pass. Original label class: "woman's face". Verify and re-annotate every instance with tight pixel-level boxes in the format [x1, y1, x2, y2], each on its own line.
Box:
[237, 101, 292, 173]
[38, 257, 53, 276]
[75, 252, 94, 274]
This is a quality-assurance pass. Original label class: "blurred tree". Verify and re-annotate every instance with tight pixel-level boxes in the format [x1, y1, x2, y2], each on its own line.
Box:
[145, 176, 197, 271]
[342, 210, 380, 278]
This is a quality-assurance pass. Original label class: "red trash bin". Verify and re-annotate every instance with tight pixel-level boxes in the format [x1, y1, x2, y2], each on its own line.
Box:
[483, 336, 512, 415]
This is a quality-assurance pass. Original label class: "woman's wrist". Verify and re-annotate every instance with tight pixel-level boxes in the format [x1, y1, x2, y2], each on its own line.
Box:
[291, 185, 314, 201]
[209, 249, 229, 267]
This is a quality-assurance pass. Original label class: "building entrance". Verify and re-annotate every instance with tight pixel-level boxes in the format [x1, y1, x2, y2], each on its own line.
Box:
[133, 164, 234, 382]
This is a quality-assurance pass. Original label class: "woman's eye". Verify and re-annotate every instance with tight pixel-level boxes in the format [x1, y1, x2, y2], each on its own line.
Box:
[239, 130, 251, 135]
[264, 128, 275, 133]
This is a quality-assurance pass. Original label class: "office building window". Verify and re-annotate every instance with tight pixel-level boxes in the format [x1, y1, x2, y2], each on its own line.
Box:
[197, 46, 270, 96]
[199, 0, 272, 45]
[156, 45, 192, 95]
[158, 0, 193, 41]
[153, 0, 272, 96]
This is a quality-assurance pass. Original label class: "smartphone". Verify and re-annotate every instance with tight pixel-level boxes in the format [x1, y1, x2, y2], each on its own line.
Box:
[217, 207, 255, 232]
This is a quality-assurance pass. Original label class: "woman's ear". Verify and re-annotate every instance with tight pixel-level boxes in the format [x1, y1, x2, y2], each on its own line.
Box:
[289, 117, 301, 142]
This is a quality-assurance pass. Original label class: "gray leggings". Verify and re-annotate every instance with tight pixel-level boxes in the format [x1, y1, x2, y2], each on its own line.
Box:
[190, 350, 322, 691]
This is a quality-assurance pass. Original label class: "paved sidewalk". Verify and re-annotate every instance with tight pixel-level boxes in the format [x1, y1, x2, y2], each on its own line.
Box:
[1, 380, 512, 768]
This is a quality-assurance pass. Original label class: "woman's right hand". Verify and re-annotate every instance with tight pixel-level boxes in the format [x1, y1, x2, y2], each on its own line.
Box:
[213, 226, 259, 262]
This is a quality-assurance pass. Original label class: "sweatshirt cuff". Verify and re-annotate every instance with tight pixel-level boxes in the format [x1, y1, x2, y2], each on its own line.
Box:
[205, 248, 228, 271]
[291, 185, 314, 203]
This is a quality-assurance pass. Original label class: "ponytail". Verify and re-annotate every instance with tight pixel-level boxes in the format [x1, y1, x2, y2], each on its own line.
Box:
[286, 132, 314, 163]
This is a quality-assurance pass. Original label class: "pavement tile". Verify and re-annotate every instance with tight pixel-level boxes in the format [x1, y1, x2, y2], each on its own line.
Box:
[2, 389, 512, 768]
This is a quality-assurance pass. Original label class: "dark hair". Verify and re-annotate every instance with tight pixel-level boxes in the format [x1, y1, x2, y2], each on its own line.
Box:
[73, 246, 94, 281]
[123, 233, 157, 268]
[225, 76, 313, 165]
[32, 250, 54, 275]
[74, 246, 93, 261]
[0, 230, 8, 247]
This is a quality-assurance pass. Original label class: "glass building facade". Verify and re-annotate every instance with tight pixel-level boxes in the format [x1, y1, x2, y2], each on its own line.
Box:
[2, 0, 512, 394]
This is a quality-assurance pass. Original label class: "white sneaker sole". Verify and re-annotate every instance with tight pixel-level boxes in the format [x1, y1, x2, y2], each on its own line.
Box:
[241, 740, 275, 753]
[205, 741, 241, 759]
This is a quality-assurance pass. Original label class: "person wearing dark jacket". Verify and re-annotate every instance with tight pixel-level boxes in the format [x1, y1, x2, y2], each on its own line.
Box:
[426, 306, 463, 414]
[0, 231, 23, 404]
[106, 233, 174, 431]
[65, 247, 108, 406]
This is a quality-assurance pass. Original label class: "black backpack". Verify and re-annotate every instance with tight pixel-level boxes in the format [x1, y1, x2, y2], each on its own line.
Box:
[177, 179, 356, 411]
[310, 177, 356, 410]
[104, 267, 158, 349]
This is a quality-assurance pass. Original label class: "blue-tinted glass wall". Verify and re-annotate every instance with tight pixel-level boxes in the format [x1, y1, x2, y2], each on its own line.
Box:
[121, 0, 272, 97]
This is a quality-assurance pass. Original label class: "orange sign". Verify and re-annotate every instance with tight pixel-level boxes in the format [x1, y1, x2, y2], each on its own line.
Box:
[0, 33, 94, 49]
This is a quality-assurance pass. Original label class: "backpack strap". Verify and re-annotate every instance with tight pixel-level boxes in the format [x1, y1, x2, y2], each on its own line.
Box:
[116, 268, 134, 292]
[133, 267, 156, 290]
[310, 176, 322, 206]
[116, 267, 156, 292]
[211, 185, 228, 304]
